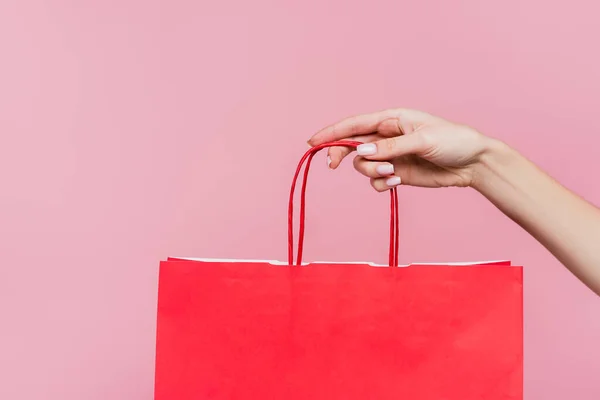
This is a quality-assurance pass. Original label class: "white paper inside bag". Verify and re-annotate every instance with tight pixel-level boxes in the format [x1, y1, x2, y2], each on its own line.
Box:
[170, 257, 510, 267]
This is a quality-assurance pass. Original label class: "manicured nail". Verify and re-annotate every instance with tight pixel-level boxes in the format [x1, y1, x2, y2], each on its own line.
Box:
[357, 143, 377, 156]
[386, 176, 401, 187]
[376, 163, 394, 175]
[327, 156, 332, 168]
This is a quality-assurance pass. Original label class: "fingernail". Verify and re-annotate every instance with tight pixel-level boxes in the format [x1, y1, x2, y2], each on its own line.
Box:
[357, 143, 377, 156]
[386, 176, 401, 187]
[327, 156, 332, 168]
[376, 163, 394, 175]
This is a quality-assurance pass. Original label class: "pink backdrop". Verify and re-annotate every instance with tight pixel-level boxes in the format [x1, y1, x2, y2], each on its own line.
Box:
[2, 1, 600, 399]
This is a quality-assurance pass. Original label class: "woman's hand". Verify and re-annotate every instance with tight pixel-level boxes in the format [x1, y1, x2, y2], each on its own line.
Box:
[311, 107, 600, 295]
[308, 108, 493, 191]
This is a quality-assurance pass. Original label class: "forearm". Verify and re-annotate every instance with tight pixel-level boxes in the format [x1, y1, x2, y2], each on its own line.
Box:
[473, 139, 600, 295]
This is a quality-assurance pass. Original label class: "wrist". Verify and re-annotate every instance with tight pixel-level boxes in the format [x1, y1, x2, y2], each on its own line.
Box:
[471, 137, 517, 192]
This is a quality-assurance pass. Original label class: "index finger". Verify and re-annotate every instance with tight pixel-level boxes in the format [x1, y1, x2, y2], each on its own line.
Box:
[308, 109, 402, 146]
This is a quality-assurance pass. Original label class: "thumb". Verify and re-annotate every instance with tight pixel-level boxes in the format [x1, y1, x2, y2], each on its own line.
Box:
[356, 133, 430, 161]
[326, 145, 353, 169]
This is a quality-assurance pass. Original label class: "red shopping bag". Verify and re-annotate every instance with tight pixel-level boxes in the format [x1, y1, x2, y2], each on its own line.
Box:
[154, 141, 523, 399]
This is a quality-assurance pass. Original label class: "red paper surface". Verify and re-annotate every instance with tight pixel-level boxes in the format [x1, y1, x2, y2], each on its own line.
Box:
[155, 260, 523, 399]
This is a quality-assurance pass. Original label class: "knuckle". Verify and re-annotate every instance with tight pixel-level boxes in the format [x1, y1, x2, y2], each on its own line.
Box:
[383, 138, 397, 153]
[392, 107, 407, 117]
[414, 131, 433, 152]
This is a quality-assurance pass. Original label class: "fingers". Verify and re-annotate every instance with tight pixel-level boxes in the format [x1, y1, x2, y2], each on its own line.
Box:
[325, 134, 379, 170]
[326, 146, 354, 169]
[309, 109, 402, 145]
[353, 156, 395, 178]
[356, 133, 430, 161]
[309, 108, 434, 146]
[355, 156, 400, 192]
[370, 176, 402, 192]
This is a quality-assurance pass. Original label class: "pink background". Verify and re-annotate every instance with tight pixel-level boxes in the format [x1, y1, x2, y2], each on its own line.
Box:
[1, 1, 599, 399]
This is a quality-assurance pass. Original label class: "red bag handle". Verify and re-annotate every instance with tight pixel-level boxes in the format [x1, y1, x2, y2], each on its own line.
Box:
[288, 141, 399, 266]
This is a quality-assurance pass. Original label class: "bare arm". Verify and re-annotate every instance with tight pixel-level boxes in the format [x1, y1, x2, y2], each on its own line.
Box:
[475, 139, 600, 294]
